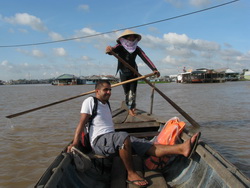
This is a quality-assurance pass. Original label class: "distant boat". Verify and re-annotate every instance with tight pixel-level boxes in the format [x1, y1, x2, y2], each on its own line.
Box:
[244, 71, 250, 80]
[177, 69, 225, 83]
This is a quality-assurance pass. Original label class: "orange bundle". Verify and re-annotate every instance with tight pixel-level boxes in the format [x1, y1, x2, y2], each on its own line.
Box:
[145, 117, 186, 170]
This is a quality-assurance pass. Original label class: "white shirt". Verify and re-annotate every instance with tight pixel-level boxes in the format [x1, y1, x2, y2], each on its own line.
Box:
[80, 97, 114, 146]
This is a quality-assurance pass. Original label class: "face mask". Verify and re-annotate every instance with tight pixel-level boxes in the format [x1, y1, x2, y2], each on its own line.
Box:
[119, 38, 138, 53]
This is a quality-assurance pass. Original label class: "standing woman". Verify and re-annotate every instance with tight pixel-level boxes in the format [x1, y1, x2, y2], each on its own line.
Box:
[106, 30, 160, 116]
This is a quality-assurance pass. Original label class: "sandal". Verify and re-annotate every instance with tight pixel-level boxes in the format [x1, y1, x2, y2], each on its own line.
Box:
[188, 132, 201, 159]
[126, 179, 148, 187]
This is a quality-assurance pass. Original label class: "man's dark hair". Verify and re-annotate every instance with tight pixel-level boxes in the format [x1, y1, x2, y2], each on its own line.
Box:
[95, 80, 111, 89]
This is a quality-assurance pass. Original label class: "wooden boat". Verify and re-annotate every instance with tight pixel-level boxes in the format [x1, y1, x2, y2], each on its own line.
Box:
[35, 102, 250, 188]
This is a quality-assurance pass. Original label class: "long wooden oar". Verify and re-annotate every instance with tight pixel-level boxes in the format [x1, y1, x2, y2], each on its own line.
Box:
[6, 73, 155, 119]
[110, 51, 200, 128]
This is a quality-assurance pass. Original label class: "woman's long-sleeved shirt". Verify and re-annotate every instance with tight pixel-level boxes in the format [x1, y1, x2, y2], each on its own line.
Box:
[111, 44, 158, 75]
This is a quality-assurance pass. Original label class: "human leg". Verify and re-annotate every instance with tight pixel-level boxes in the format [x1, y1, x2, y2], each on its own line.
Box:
[119, 73, 138, 116]
[146, 132, 200, 157]
[128, 79, 137, 116]
[92, 132, 148, 186]
[92, 132, 128, 157]
[127, 90, 136, 116]
[119, 137, 148, 187]
[119, 73, 131, 107]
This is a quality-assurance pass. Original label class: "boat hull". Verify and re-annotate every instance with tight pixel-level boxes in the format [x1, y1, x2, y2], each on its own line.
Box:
[35, 106, 250, 188]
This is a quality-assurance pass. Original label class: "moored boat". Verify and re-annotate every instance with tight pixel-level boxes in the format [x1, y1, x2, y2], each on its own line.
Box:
[244, 71, 250, 80]
[35, 103, 250, 188]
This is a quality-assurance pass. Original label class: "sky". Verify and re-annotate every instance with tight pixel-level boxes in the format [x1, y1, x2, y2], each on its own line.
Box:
[0, 0, 249, 81]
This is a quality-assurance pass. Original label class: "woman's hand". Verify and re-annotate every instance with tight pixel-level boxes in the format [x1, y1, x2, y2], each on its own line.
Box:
[154, 70, 160, 78]
[106, 46, 113, 54]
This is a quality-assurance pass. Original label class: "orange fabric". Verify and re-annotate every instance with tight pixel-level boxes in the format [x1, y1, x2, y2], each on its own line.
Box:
[155, 118, 185, 145]
[145, 117, 186, 170]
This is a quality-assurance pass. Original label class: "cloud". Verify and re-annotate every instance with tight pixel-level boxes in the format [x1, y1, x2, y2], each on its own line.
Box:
[189, 0, 211, 8]
[224, 43, 232, 48]
[8, 28, 15, 33]
[0, 59, 61, 80]
[193, 39, 220, 51]
[220, 49, 247, 69]
[162, 55, 180, 65]
[49, 71, 61, 78]
[165, 0, 184, 8]
[18, 28, 28, 33]
[32, 49, 45, 57]
[141, 34, 162, 49]
[75, 27, 98, 38]
[22, 62, 29, 67]
[71, 28, 248, 74]
[78, 4, 90, 12]
[49, 32, 64, 41]
[2, 26, 247, 80]
[3, 13, 47, 31]
[2, 13, 66, 45]
[1, 60, 34, 74]
[163, 32, 220, 51]
[147, 27, 160, 34]
[163, 33, 190, 46]
[16, 48, 45, 58]
[73, 27, 99, 43]
[53, 47, 67, 56]
[72, 27, 115, 51]
[221, 49, 242, 57]
[165, 0, 212, 8]
[134, 31, 244, 74]
[74, 27, 114, 42]
[1, 60, 13, 70]
[166, 47, 196, 58]
[81, 56, 91, 61]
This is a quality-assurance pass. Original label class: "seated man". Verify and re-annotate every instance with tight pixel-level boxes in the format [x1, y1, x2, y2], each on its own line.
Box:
[67, 80, 200, 187]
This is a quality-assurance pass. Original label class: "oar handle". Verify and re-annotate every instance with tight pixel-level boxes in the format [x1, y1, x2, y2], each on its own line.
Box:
[6, 73, 154, 119]
[110, 51, 200, 128]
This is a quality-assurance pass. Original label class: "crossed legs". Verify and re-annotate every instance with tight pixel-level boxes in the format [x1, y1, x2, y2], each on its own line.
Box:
[119, 133, 200, 187]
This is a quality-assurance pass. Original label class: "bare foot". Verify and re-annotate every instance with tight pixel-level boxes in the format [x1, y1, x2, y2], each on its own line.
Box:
[129, 109, 136, 116]
[182, 132, 200, 157]
[127, 171, 148, 187]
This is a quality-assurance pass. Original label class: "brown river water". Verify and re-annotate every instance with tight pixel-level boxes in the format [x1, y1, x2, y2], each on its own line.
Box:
[0, 81, 249, 187]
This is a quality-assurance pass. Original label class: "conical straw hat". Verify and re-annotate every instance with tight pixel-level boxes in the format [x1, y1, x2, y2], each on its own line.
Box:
[116, 30, 142, 43]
